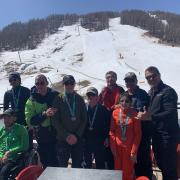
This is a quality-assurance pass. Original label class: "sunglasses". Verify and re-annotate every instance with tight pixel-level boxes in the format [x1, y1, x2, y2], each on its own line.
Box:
[145, 74, 157, 80]
[9, 78, 18, 82]
[35, 81, 45, 86]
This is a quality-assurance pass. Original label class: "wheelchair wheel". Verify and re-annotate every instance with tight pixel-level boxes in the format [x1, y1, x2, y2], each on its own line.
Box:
[25, 149, 41, 166]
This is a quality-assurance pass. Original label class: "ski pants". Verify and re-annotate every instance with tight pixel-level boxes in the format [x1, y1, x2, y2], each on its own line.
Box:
[152, 138, 178, 180]
[114, 146, 135, 180]
[56, 140, 83, 168]
[84, 140, 105, 169]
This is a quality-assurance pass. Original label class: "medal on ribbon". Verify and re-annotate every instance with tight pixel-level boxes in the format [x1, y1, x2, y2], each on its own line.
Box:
[64, 93, 76, 121]
[119, 109, 130, 141]
[12, 87, 21, 112]
[88, 104, 98, 131]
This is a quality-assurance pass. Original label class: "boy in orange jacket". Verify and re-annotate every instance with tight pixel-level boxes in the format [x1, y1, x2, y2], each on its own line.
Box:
[109, 93, 141, 180]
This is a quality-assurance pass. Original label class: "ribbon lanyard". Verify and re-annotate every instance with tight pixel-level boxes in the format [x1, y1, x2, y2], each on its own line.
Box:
[88, 104, 98, 130]
[12, 86, 21, 110]
[64, 93, 76, 120]
[119, 109, 129, 141]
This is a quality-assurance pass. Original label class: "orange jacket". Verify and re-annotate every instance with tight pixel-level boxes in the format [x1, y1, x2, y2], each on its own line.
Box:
[109, 107, 141, 155]
[99, 85, 124, 111]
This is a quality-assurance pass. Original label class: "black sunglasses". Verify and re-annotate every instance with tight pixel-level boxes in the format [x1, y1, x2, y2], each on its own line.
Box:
[35, 81, 45, 86]
[145, 74, 157, 80]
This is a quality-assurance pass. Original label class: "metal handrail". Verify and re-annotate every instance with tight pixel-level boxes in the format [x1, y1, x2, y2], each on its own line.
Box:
[178, 103, 180, 109]
[0, 103, 180, 109]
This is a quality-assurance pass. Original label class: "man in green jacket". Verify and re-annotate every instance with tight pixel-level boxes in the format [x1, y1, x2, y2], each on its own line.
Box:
[0, 108, 29, 180]
[25, 74, 59, 167]
[52, 75, 87, 168]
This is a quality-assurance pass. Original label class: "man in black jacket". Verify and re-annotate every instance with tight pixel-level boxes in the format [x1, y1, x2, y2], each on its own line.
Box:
[138, 66, 179, 180]
[84, 87, 109, 169]
[124, 72, 152, 180]
[3, 72, 30, 126]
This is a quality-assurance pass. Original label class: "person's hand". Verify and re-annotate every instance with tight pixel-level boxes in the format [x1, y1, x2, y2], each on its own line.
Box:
[2, 151, 10, 163]
[4, 151, 11, 158]
[45, 108, 57, 117]
[113, 104, 120, 109]
[66, 134, 77, 145]
[130, 153, 137, 163]
[136, 106, 151, 121]
[104, 138, 109, 148]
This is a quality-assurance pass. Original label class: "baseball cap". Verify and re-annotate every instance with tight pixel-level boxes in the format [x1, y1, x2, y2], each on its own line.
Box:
[0, 109, 17, 119]
[9, 72, 21, 81]
[62, 75, 75, 84]
[86, 87, 98, 96]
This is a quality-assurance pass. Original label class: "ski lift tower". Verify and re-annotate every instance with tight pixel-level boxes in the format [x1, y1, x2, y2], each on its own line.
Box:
[77, 18, 82, 36]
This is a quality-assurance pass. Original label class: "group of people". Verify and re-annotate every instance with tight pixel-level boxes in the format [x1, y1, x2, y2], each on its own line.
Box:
[0, 66, 179, 180]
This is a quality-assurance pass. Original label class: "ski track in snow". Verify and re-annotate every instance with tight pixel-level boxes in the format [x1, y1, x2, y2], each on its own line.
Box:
[0, 18, 180, 124]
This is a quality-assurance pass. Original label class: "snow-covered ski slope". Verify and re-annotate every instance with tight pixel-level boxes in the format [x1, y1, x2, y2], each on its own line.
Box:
[0, 18, 180, 102]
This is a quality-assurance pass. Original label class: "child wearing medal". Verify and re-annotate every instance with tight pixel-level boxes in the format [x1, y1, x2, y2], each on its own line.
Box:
[83, 87, 109, 169]
[109, 93, 141, 180]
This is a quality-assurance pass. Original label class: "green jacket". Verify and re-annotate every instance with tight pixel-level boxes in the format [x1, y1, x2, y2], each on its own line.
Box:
[25, 87, 59, 143]
[52, 92, 87, 142]
[0, 123, 29, 161]
[25, 99, 50, 127]
[25, 87, 59, 128]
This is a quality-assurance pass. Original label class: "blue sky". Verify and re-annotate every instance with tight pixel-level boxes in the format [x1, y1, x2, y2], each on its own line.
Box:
[1, 0, 180, 29]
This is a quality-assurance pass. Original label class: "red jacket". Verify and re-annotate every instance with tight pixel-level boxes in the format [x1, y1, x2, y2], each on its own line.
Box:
[109, 107, 141, 155]
[99, 85, 124, 111]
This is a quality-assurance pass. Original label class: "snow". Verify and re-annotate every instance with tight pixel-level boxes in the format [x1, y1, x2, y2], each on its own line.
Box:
[0, 17, 180, 104]
[161, 19, 168, 26]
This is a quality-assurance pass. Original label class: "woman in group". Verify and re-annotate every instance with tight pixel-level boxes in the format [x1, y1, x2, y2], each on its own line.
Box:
[25, 74, 59, 167]
[109, 93, 141, 180]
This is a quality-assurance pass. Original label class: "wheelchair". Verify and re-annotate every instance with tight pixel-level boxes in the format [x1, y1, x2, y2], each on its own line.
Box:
[7, 141, 41, 180]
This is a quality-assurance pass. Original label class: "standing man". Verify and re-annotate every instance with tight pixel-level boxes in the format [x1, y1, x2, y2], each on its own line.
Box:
[52, 75, 87, 168]
[124, 72, 152, 180]
[138, 66, 179, 180]
[99, 71, 124, 169]
[25, 74, 59, 167]
[4, 72, 30, 126]
[84, 87, 109, 169]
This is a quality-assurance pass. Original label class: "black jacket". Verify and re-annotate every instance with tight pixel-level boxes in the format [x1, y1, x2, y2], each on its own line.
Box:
[127, 86, 149, 112]
[84, 103, 110, 143]
[127, 86, 152, 139]
[149, 81, 179, 143]
[3, 85, 30, 125]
